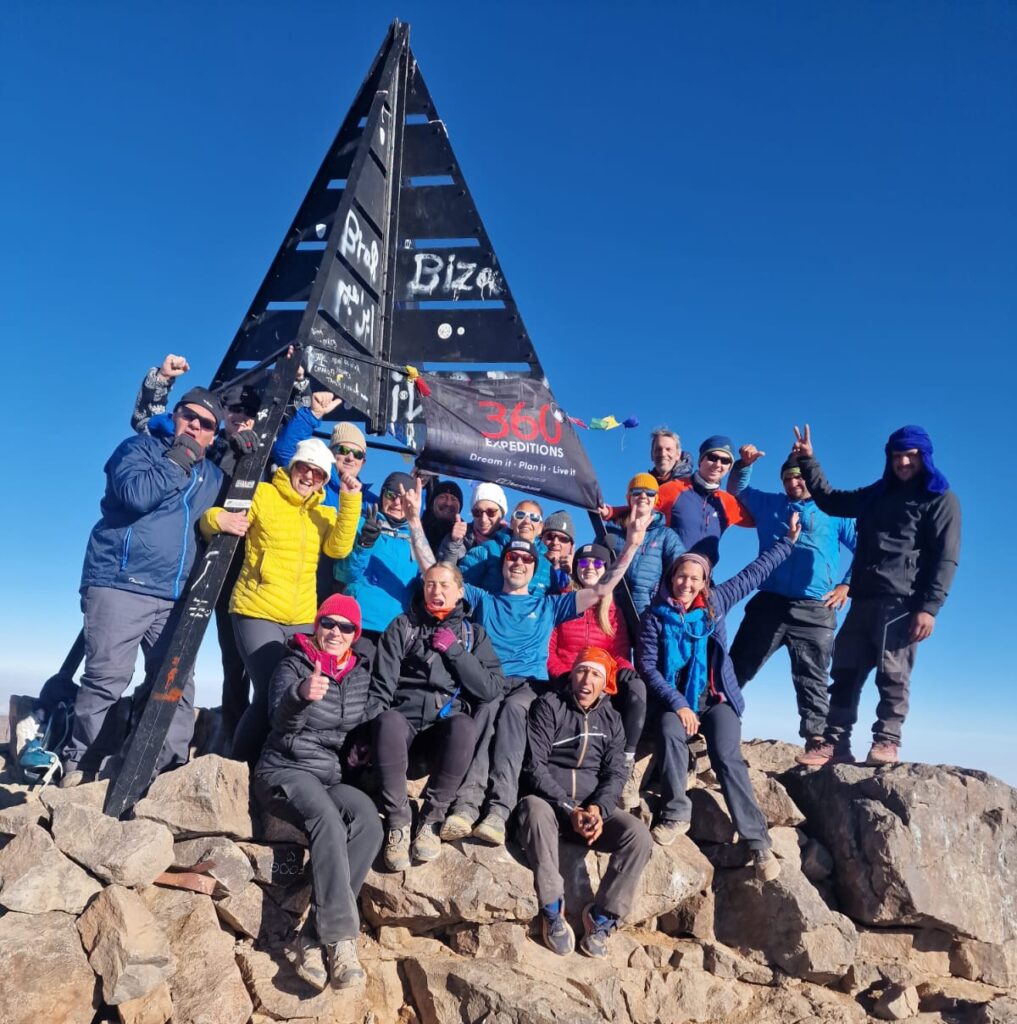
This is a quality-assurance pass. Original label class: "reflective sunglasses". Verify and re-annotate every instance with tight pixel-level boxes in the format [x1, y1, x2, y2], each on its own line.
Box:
[512, 510, 543, 523]
[505, 551, 536, 566]
[577, 557, 606, 570]
[703, 453, 733, 466]
[177, 407, 218, 432]
[319, 617, 357, 634]
[543, 531, 572, 545]
[382, 488, 403, 501]
[333, 444, 365, 460]
[629, 487, 658, 498]
[471, 506, 502, 519]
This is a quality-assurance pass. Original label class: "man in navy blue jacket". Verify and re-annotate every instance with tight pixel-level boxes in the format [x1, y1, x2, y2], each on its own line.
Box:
[63, 387, 227, 785]
[727, 447, 856, 752]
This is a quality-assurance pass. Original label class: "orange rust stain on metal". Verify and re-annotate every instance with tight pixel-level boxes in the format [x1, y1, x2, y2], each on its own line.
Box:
[166, 656, 180, 685]
[153, 687, 185, 702]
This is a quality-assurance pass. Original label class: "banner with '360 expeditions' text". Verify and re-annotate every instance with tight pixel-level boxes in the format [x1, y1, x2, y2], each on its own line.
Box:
[415, 376, 604, 509]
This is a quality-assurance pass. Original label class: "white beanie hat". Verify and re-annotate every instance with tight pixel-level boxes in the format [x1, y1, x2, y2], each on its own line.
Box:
[471, 481, 508, 516]
[288, 438, 334, 483]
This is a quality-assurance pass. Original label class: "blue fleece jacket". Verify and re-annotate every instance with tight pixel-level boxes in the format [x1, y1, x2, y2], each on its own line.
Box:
[729, 465, 856, 601]
[605, 511, 686, 616]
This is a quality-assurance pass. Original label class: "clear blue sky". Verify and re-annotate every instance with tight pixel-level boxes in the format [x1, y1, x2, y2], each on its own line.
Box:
[1, 3, 1013, 779]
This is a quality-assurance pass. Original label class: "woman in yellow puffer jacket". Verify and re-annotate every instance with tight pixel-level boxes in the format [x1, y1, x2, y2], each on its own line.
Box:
[200, 437, 362, 764]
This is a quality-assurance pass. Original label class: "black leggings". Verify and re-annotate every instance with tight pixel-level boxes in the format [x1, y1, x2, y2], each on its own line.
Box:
[372, 709, 479, 828]
[613, 670, 647, 753]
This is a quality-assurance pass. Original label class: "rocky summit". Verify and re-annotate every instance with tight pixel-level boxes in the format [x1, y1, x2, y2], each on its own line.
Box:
[2, 716, 1016, 1024]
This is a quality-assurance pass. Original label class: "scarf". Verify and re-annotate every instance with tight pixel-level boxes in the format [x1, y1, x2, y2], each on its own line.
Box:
[876, 424, 950, 496]
[693, 472, 720, 492]
[653, 596, 714, 712]
[426, 604, 453, 621]
[291, 632, 356, 682]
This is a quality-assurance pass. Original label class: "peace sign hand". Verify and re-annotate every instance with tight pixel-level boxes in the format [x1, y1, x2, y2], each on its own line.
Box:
[792, 424, 814, 459]
[299, 660, 329, 701]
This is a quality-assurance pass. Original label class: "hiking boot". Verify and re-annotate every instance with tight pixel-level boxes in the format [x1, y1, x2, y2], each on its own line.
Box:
[753, 848, 781, 883]
[383, 827, 411, 871]
[865, 741, 900, 766]
[579, 903, 618, 958]
[289, 935, 327, 991]
[439, 812, 475, 842]
[325, 938, 364, 989]
[472, 812, 507, 846]
[619, 760, 643, 810]
[795, 740, 854, 767]
[651, 819, 691, 846]
[411, 821, 442, 863]
[539, 898, 575, 956]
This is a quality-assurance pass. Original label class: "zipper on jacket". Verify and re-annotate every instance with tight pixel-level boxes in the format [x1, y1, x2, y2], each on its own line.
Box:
[120, 527, 133, 571]
[575, 710, 591, 770]
[173, 470, 201, 599]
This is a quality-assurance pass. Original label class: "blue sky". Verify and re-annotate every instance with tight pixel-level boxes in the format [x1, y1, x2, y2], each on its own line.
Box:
[1, 3, 1013, 779]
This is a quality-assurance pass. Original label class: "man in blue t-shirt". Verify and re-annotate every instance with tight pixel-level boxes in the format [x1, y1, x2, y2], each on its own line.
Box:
[402, 479, 649, 845]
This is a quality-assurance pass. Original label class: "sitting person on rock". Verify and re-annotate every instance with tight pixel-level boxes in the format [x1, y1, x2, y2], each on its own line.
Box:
[458, 497, 553, 596]
[252, 594, 384, 993]
[370, 562, 505, 871]
[637, 513, 802, 882]
[518, 647, 653, 959]
[400, 477, 651, 846]
[547, 542, 648, 810]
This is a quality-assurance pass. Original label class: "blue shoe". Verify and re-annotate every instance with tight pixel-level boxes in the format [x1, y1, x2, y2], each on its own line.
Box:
[540, 898, 575, 956]
[579, 903, 618, 958]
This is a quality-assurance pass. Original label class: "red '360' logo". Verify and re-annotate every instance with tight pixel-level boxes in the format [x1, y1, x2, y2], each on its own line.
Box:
[478, 401, 563, 445]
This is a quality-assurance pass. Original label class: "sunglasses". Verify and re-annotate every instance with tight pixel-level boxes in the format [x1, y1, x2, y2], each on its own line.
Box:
[704, 453, 733, 466]
[226, 404, 252, 416]
[177, 407, 218, 432]
[543, 531, 572, 545]
[578, 557, 606, 570]
[512, 510, 543, 523]
[505, 552, 535, 566]
[319, 617, 357, 634]
[382, 489, 403, 501]
[472, 506, 502, 519]
[295, 462, 328, 482]
[333, 444, 365, 460]
[629, 487, 658, 498]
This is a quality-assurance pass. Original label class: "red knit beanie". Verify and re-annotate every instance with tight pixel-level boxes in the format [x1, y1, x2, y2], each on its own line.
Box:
[314, 594, 362, 641]
[572, 646, 618, 696]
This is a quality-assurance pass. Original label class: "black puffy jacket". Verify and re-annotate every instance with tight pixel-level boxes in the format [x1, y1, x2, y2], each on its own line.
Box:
[798, 455, 961, 615]
[524, 688, 628, 815]
[371, 596, 505, 730]
[255, 640, 382, 786]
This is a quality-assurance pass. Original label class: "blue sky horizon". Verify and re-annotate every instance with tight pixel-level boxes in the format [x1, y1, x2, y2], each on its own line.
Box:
[1, 3, 1013, 782]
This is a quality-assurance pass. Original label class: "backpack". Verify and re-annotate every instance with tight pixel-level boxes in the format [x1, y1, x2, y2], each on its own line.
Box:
[18, 701, 74, 787]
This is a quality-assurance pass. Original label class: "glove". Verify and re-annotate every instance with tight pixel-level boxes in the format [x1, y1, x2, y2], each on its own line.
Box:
[229, 428, 259, 457]
[358, 506, 381, 549]
[431, 627, 458, 653]
[165, 434, 203, 471]
[616, 667, 639, 691]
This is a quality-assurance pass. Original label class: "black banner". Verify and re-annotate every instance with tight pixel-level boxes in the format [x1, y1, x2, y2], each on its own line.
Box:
[416, 376, 603, 509]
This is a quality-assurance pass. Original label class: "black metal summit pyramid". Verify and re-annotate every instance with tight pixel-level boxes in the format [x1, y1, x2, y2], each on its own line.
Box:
[211, 18, 546, 449]
[102, 20, 559, 818]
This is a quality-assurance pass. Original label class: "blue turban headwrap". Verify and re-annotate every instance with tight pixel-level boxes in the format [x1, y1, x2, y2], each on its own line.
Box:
[878, 425, 950, 495]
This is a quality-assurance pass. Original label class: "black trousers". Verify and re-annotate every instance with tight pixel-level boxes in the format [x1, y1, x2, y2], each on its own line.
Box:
[517, 795, 653, 919]
[487, 678, 545, 819]
[372, 709, 479, 828]
[215, 549, 248, 750]
[254, 767, 382, 943]
[826, 596, 917, 746]
[613, 670, 648, 753]
[655, 699, 770, 850]
[729, 591, 835, 738]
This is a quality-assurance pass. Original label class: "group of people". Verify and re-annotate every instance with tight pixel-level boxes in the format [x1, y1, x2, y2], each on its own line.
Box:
[57, 353, 961, 991]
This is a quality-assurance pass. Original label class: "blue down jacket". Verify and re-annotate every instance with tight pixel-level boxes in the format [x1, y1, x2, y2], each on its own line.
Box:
[637, 540, 793, 718]
[81, 433, 224, 601]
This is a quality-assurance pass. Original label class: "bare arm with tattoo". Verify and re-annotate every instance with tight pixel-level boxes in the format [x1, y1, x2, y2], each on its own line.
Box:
[399, 478, 437, 572]
[574, 507, 651, 614]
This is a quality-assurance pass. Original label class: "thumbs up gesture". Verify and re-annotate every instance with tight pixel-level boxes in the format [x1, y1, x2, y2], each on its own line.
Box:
[450, 514, 468, 542]
[299, 660, 329, 701]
